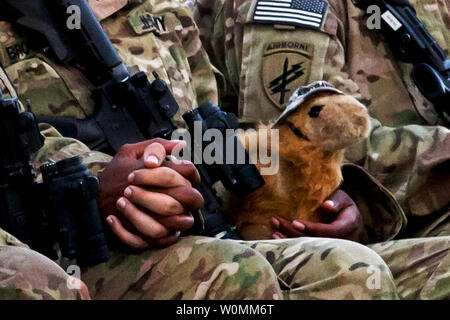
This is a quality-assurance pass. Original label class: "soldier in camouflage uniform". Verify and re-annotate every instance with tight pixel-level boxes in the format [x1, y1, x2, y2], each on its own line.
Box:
[0, 0, 444, 300]
[193, 0, 450, 299]
[0, 70, 93, 300]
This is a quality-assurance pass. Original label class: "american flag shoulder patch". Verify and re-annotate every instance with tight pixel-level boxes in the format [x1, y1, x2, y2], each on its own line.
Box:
[252, 0, 328, 30]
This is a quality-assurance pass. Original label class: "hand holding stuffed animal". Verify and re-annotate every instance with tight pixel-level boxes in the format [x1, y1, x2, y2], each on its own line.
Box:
[229, 82, 370, 240]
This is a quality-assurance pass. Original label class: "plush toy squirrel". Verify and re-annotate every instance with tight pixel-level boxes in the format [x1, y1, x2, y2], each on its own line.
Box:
[229, 82, 371, 240]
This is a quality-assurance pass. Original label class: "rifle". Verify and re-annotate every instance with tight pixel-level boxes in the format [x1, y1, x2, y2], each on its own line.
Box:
[0, 70, 109, 266]
[0, 0, 265, 239]
[0, 83, 51, 255]
[355, 0, 450, 126]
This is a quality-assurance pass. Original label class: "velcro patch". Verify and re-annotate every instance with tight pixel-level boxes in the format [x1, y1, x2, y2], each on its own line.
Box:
[128, 12, 168, 35]
[0, 39, 35, 66]
[262, 41, 313, 110]
[252, 0, 328, 30]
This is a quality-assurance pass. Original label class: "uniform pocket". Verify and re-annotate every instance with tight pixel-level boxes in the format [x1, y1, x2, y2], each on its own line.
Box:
[5, 57, 91, 119]
[238, 0, 339, 124]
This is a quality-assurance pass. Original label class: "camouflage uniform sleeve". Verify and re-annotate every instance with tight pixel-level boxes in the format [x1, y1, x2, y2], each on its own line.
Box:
[346, 118, 450, 236]
[175, 0, 220, 107]
[33, 123, 113, 177]
[193, 0, 449, 240]
[323, 1, 450, 237]
[342, 1, 450, 236]
[193, 0, 241, 113]
[315, 1, 450, 236]
[195, 0, 365, 117]
[194, 0, 404, 241]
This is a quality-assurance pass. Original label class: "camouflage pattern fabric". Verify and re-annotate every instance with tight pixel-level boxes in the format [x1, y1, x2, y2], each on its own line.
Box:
[0, 228, 86, 300]
[367, 236, 450, 300]
[0, 0, 448, 300]
[82, 236, 399, 300]
[0, 0, 218, 126]
[193, 0, 450, 299]
[83, 235, 450, 300]
[343, 0, 450, 237]
[0, 66, 100, 300]
[0, 61, 112, 176]
[193, 0, 450, 238]
[33, 123, 113, 177]
[0, 0, 410, 245]
[251, 236, 450, 300]
[2, 229, 448, 300]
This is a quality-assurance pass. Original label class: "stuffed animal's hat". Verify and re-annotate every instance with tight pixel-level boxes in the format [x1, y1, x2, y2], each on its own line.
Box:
[273, 81, 344, 126]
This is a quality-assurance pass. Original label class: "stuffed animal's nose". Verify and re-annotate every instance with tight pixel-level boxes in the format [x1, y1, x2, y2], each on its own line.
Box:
[308, 105, 324, 118]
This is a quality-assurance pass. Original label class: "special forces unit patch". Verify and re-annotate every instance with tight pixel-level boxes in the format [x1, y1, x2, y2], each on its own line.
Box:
[252, 0, 328, 30]
[262, 41, 312, 110]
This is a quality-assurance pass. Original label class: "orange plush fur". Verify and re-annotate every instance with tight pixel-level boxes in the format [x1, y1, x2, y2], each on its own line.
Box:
[229, 92, 370, 240]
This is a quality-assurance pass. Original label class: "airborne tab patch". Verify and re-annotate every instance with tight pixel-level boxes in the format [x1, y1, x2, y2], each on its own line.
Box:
[128, 12, 167, 35]
[252, 0, 328, 30]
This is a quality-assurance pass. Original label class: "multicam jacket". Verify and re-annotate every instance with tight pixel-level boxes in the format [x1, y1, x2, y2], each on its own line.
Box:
[193, 0, 450, 237]
[0, 0, 410, 242]
[0, 0, 218, 124]
[0, 0, 220, 172]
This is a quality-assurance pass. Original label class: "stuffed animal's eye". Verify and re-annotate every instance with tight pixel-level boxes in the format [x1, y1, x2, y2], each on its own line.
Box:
[308, 105, 324, 118]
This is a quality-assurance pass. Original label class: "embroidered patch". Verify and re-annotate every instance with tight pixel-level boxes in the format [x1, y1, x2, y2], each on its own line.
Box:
[0, 38, 35, 66]
[262, 41, 313, 110]
[128, 12, 167, 35]
[252, 0, 328, 30]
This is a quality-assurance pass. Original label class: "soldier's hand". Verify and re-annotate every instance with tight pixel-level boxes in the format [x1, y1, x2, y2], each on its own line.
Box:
[97, 139, 185, 220]
[98, 139, 203, 249]
[271, 190, 368, 243]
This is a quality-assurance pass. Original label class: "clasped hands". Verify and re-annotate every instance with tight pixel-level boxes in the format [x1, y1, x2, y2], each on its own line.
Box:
[97, 139, 368, 249]
[97, 139, 203, 249]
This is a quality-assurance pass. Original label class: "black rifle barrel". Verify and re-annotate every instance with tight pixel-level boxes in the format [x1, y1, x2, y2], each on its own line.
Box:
[54, 0, 130, 82]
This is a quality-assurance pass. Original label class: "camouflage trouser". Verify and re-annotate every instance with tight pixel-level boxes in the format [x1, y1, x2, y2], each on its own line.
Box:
[1, 228, 449, 300]
[81, 234, 450, 300]
[82, 236, 398, 300]
[367, 208, 450, 300]
[369, 236, 450, 300]
[0, 228, 87, 300]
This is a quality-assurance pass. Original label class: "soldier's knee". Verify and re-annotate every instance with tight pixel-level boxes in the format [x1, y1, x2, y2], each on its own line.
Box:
[327, 240, 386, 265]
[187, 237, 282, 299]
[0, 246, 82, 300]
[324, 240, 397, 298]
